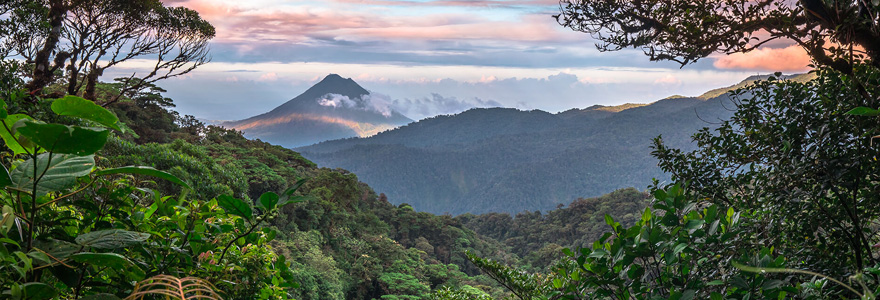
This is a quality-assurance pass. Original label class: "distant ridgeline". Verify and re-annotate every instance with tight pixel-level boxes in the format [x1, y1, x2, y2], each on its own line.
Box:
[297, 73, 815, 215]
[222, 74, 412, 148]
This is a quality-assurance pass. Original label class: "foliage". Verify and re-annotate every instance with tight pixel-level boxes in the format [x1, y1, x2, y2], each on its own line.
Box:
[0, 90, 296, 299]
[464, 251, 551, 300]
[457, 188, 650, 269]
[653, 68, 880, 276]
[0, 0, 214, 101]
[549, 184, 799, 300]
[556, 0, 880, 76]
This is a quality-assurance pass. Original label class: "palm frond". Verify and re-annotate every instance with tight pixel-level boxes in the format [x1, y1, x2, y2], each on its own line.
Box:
[125, 275, 223, 300]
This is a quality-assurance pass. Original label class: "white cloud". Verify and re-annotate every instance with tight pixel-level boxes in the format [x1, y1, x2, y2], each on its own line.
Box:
[390, 93, 502, 120]
[317, 93, 394, 117]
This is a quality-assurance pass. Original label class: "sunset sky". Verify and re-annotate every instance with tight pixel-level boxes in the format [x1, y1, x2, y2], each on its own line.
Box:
[132, 0, 814, 121]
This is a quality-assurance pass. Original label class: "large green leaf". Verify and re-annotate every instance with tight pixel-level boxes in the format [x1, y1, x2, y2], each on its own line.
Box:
[258, 192, 279, 210]
[16, 120, 108, 155]
[0, 114, 35, 155]
[845, 106, 880, 116]
[217, 194, 252, 221]
[9, 153, 95, 197]
[70, 252, 145, 280]
[20, 282, 57, 300]
[34, 239, 81, 262]
[94, 166, 191, 189]
[75, 229, 150, 249]
[51, 96, 121, 130]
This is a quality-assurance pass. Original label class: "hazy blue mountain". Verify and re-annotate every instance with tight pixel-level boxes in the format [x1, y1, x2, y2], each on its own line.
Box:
[222, 74, 413, 148]
[295, 75, 792, 215]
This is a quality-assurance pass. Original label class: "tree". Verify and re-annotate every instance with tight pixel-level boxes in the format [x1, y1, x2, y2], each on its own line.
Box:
[653, 69, 880, 275]
[556, 0, 880, 102]
[554, 0, 880, 294]
[1, 0, 214, 102]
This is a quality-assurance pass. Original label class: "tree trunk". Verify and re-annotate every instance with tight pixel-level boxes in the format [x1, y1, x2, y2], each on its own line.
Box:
[25, 0, 67, 95]
[83, 68, 103, 101]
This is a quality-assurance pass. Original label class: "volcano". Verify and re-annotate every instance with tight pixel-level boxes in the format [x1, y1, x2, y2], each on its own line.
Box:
[222, 74, 413, 148]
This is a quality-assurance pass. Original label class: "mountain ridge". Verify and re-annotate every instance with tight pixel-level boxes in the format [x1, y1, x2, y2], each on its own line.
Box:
[295, 74, 796, 214]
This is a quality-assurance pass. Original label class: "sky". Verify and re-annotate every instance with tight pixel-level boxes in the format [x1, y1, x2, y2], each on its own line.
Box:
[116, 0, 814, 121]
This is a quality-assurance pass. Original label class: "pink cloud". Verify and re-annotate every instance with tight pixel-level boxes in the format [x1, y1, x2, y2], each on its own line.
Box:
[258, 72, 278, 81]
[168, 0, 569, 44]
[714, 45, 812, 72]
[653, 74, 681, 86]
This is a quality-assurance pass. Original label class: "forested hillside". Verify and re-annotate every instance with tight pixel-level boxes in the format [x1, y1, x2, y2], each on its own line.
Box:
[2, 65, 661, 298]
[297, 80, 740, 214]
[456, 188, 650, 271]
[103, 84, 525, 299]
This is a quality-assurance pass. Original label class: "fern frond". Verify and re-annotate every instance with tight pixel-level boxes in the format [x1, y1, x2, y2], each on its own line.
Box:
[125, 275, 223, 300]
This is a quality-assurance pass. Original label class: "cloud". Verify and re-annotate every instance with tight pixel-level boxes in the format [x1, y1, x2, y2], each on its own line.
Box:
[172, 0, 567, 44]
[120, 60, 755, 121]
[654, 74, 682, 86]
[317, 93, 394, 117]
[258, 72, 278, 81]
[389, 93, 502, 119]
[713, 45, 812, 72]
[318, 93, 359, 108]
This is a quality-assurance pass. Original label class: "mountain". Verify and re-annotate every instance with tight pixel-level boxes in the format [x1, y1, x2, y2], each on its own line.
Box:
[296, 75, 804, 215]
[222, 74, 413, 148]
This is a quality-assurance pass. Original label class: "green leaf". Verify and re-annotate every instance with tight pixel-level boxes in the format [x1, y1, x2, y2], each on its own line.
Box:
[217, 194, 252, 221]
[258, 192, 279, 209]
[706, 280, 724, 286]
[672, 243, 688, 255]
[0, 114, 35, 155]
[51, 96, 121, 130]
[9, 153, 95, 197]
[562, 248, 574, 257]
[588, 248, 608, 258]
[94, 166, 191, 190]
[34, 239, 81, 261]
[69, 252, 144, 280]
[283, 178, 307, 197]
[604, 214, 614, 226]
[641, 207, 652, 223]
[552, 278, 563, 289]
[684, 219, 705, 230]
[845, 106, 880, 116]
[278, 195, 308, 207]
[16, 120, 108, 155]
[20, 282, 57, 300]
[75, 229, 150, 249]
